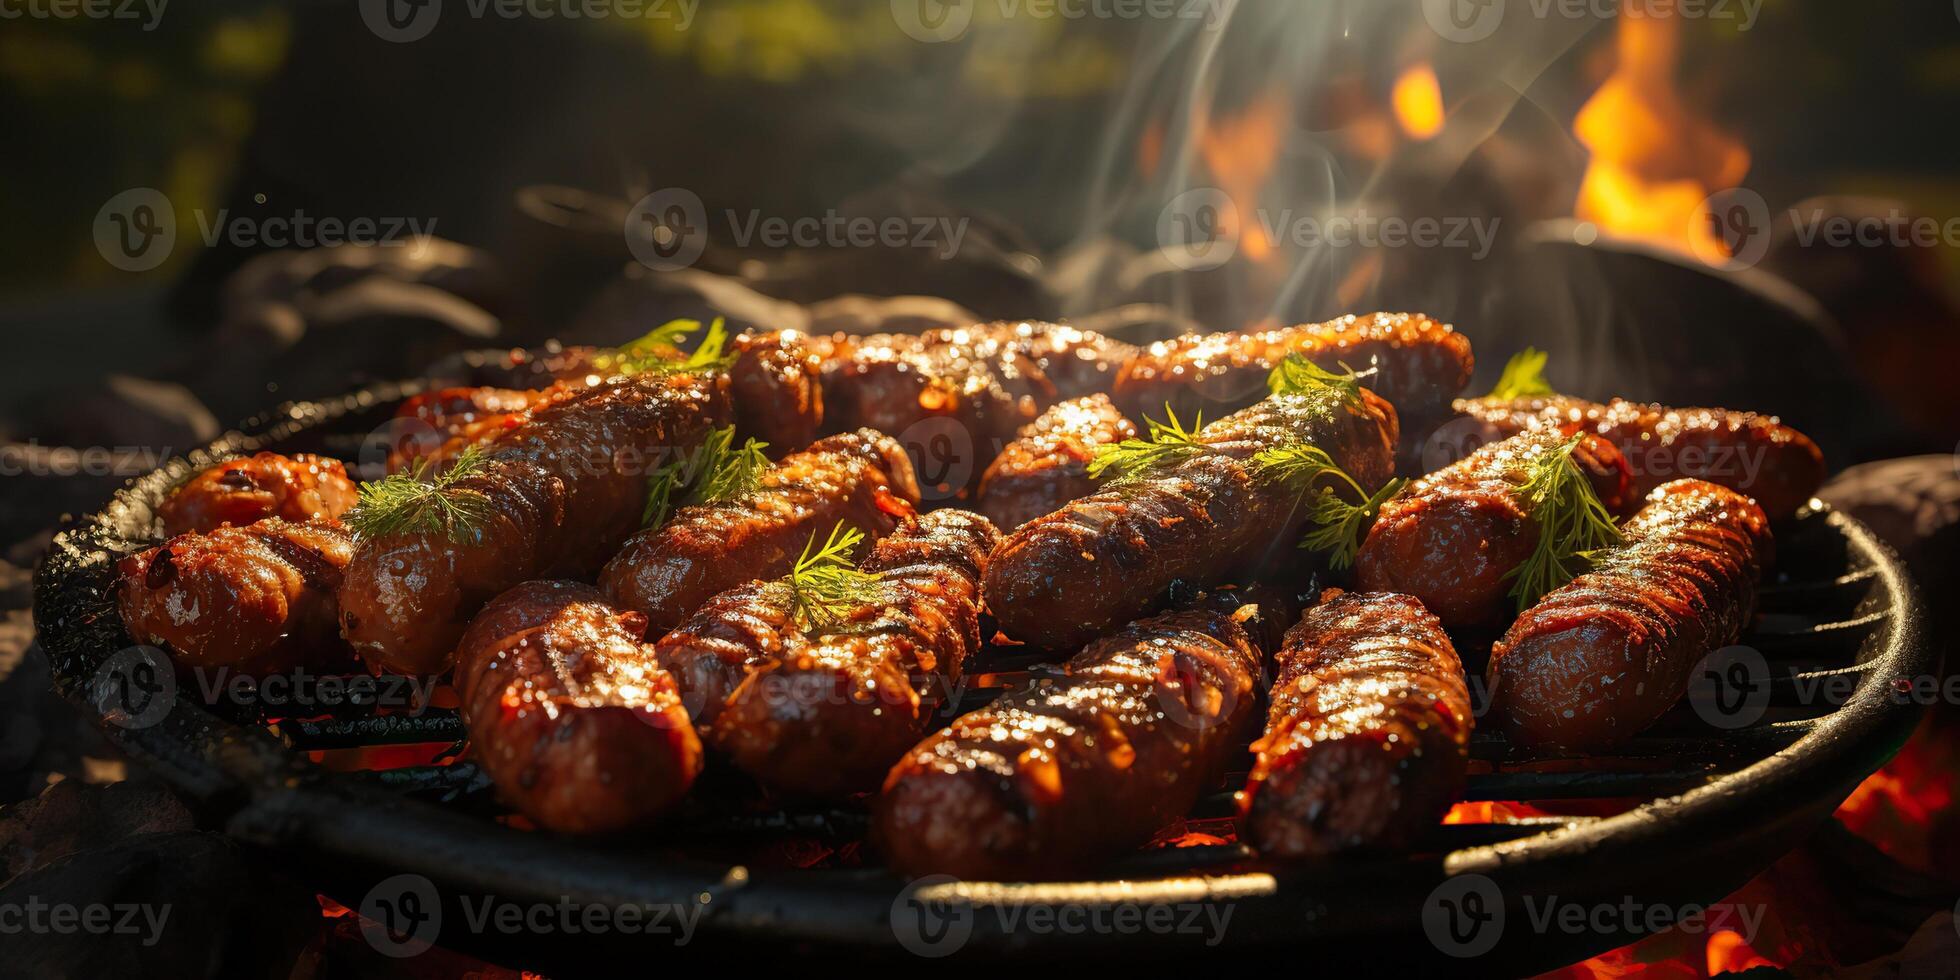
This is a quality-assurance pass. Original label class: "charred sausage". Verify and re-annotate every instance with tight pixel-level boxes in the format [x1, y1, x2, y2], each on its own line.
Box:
[338, 372, 731, 676]
[117, 518, 354, 675]
[454, 580, 702, 834]
[728, 330, 824, 453]
[707, 511, 999, 799]
[600, 429, 922, 634]
[1488, 480, 1771, 750]
[158, 453, 358, 535]
[1432, 395, 1825, 519]
[975, 394, 1138, 531]
[1238, 590, 1472, 858]
[1113, 312, 1474, 427]
[985, 387, 1398, 651]
[1355, 429, 1633, 628]
[876, 599, 1277, 880]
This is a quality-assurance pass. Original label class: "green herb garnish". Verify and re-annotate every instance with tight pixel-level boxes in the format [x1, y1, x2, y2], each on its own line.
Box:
[593, 317, 738, 377]
[1504, 433, 1626, 609]
[641, 425, 770, 530]
[344, 445, 494, 543]
[1487, 347, 1555, 400]
[1251, 443, 1406, 569]
[782, 522, 882, 633]
[1088, 404, 1209, 483]
[1267, 355, 1370, 406]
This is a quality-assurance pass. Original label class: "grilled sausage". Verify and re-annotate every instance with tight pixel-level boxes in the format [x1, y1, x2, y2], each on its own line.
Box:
[600, 429, 922, 634]
[1238, 590, 1471, 858]
[117, 518, 354, 675]
[875, 600, 1274, 880]
[1431, 395, 1825, 519]
[157, 453, 358, 535]
[708, 511, 999, 799]
[1112, 312, 1474, 428]
[338, 373, 731, 676]
[985, 387, 1398, 651]
[1488, 480, 1771, 751]
[454, 581, 702, 834]
[975, 394, 1138, 531]
[1355, 429, 1633, 628]
[388, 387, 560, 473]
[811, 322, 1133, 498]
[729, 329, 824, 454]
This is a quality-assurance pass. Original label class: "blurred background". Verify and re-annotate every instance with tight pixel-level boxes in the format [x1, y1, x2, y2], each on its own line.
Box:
[3, 1, 1959, 975]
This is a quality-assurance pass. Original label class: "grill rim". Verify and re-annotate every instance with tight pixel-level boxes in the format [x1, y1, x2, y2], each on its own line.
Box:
[29, 378, 1933, 972]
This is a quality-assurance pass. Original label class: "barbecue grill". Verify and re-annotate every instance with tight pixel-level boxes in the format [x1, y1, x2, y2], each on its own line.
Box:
[31, 375, 1932, 975]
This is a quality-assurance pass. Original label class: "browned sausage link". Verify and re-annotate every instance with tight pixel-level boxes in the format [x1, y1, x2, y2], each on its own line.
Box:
[875, 604, 1267, 880]
[388, 387, 563, 473]
[117, 518, 355, 675]
[1488, 480, 1771, 751]
[985, 388, 1399, 651]
[338, 373, 731, 676]
[975, 394, 1138, 531]
[600, 428, 923, 634]
[158, 453, 359, 535]
[1113, 312, 1473, 427]
[1238, 591, 1471, 858]
[710, 511, 1000, 799]
[1435, 395, 1826, 519]
[729, 330, 824, 455]
[1355, 429, 1633, 629]
[454, 580, 702, 834]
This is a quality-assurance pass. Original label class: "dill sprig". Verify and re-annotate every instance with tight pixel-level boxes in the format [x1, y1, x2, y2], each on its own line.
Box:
[1251, 443, 1404, 569]
[641, 425, 771, 530]
[1504, 433, 1627, 609]
[782, 522, 882, 633]
[594, 317, 738, 377]
[1487, 347, 1556, 400]
[344, 445, 494, 543]
[1266, 355, 1371, 406]
[1087, 404, 1209, 483]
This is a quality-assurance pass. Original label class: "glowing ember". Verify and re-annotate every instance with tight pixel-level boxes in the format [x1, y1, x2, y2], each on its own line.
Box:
[1194, 89, 1287, 263]
[1392, 63, 1445, 140]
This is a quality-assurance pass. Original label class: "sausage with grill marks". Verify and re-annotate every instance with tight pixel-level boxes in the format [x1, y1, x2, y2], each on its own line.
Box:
[117, 517, 355, 675]
[984, 387, 1398, 651]
[455, 581, 702, 834]
[1238, 590, 1472, 858]
[975, 394, 1137, 531]
[1487, 479, 1771, 751]
[338, 372, 731, 676]
[1430, 395, 1825, 519]
[600, 428, 921, 634]
[1355, 429, 1633, 628]
[158, 453, 358, 535]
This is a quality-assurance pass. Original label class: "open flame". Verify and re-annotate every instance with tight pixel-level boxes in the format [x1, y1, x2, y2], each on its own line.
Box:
[1193, 89, 1288, 264]
[1392, 63, 1445, 140]
[1573, 9, 1750, 260]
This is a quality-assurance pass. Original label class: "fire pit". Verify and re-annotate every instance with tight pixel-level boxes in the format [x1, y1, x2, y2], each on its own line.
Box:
[31, 372, 1930, 974]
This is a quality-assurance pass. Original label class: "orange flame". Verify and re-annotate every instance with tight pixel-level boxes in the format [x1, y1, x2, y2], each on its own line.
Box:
[1194, 89, 1287, 263]
[1573, 8, 1749, 260]
[1392, 63, 1446, 140]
